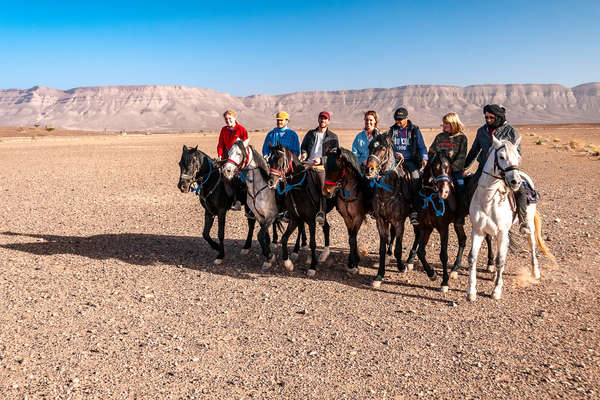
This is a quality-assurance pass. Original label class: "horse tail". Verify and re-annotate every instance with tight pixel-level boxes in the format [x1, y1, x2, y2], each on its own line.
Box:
[534, 210, 554, 260]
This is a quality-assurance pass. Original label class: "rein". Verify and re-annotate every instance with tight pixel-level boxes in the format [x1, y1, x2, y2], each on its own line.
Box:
[187, 157, 222, 200]
[276, 171, 307, 195]
[369, 162, 396, 193]
[419, 191, 446, 216]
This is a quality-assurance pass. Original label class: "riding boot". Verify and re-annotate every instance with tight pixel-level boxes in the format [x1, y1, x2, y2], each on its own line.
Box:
[410, 193, 420, 226]
[516, 186, 530, 234]
[316, 197, 326, 225]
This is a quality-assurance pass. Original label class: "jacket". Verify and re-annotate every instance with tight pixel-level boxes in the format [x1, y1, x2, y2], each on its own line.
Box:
[428, 131, 468, 172]
[262, 127, 300, 157]
[217, 123, 248, 159]
[388, 120, 428, 163]
[352, 128, 379, 164]
[465, 122, 521, 170]
[301, 128, 339, 161]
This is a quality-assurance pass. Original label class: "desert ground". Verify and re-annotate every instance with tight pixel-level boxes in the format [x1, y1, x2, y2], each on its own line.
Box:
[0, 124, 599, 399]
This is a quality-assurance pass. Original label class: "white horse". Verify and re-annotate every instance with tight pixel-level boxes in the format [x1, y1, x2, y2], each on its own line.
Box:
[222, 140, 279, 270]
[467, 136, 552, 301]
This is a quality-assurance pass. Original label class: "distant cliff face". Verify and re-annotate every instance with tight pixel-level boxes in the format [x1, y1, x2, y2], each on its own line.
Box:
[1, 83, 599, 131]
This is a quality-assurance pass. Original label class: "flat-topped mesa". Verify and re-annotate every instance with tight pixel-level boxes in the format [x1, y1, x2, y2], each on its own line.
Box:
[0, 83, 598, 131]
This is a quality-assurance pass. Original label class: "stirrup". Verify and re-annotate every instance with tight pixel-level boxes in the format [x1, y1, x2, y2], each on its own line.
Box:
[410, 212, 420, 226]
[278, 212, 290, 223]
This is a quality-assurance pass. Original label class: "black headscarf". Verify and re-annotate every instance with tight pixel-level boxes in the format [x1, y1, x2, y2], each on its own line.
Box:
[483, 104, 506, 130]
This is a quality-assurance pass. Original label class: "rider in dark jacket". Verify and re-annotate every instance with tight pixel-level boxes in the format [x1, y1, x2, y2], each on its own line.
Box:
[464, 104, 530, 234]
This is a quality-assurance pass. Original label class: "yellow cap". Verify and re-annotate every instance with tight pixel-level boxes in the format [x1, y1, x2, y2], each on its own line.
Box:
[276, 111, 290, 120]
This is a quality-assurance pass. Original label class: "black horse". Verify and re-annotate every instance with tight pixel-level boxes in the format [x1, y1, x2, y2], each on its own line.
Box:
[267, 144, 334, 276]
[365, 134, 422, 288]
[178, 145, 255, 265]
[323, 147, 372, 274]
[415, 150, 468, 293]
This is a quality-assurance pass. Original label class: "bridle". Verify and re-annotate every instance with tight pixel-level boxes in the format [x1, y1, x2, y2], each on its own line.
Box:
[226, 141, 252, 172]
[269, 148, 294, 178]
[483, 144, 520, 183]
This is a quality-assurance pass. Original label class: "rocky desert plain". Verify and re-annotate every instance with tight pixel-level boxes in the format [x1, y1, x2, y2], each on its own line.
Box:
[1, 83, 600, 399]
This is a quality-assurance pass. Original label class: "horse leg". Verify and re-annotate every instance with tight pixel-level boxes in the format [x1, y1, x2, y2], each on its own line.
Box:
[213, 211, 226, 265]
[258, 225, 275, 271]
[451, 223, 467, 279]
[301, 224, 308, 249]
[282, 220, 298, 272]
[528, 205, 540, 280]
[467, 231, 485, 302]
[241, 217, 256, 255]
[387, 225, 396, 263]
[346, 226, 359, 274]
[417, 226, 437, 281]
[373, 219, 389, 289]
[202, 213, 219, 252]
[492, 230, 510, 300]
[307, 221, 318, 277]
[394, 223, 408, 281]
[272, 222, 279, 245]
[319, 219, 330, 263]
[406, 225, 419, 270]
[440, 225, 450, 293]
[485, 234, 495, 272]
[290, 223, 302, 261]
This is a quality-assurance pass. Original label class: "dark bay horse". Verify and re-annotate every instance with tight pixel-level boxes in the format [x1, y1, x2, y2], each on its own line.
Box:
[322, 147, 372, 274]
[365, 134, 422, 288]
[178, 145, 255, 264]
[267, 143, 334, 276]
[416, 150, 467, 293]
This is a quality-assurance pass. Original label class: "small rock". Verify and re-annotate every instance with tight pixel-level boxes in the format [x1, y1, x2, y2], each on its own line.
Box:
[554, 218, 561, 223]
[349, 351, 357, 356]
[448, 301, 458, 307]
[382, 340, 390, 345]
[307, 350, 317, 356]
[143, 293, 154, 299]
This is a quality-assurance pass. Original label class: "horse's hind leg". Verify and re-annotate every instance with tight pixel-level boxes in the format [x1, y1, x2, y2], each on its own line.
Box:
[528, 205, 540, 280]
[492, 230, 510, 300]
[417, 226, 437, 281]
[451, 223, 467, 279]
[307, 222, 318, 277]
[485, 234, 495, 272]
[319, 219, 330, 263]
[241, 217, 256, 255]
[467, 231, 485, 302]
[406, 225, 419, 270]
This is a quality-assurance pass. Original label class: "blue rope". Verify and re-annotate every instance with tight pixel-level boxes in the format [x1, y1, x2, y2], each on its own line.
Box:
[369, 162, 395, 193]
[419, 191, 446, 216]
[342, 182, 358, 198]
[239, 170, 253, 183]
[276, 171, 306, 195]
[190, 160, 213, 196]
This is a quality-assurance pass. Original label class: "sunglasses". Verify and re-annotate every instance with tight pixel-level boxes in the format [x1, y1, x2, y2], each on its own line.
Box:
[484, 115, 496, 120]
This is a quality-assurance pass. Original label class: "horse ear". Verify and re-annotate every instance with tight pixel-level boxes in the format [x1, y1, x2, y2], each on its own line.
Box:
[492, 136, 502, 148]
[183, 145, 188, 151]
[514, 136, 521, 147]
[193, 145, 198, 151]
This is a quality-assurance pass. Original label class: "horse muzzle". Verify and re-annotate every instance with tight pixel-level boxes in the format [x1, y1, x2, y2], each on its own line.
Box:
[178, 179, 191, 193]
[222, 164, 236, 181]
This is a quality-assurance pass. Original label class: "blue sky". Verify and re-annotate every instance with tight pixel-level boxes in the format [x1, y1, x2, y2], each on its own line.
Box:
[1, 0, 598, 96]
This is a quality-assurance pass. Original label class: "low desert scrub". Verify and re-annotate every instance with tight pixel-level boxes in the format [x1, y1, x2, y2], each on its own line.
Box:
[553, 138, 560, 142]
[568, 139, 584, 150]
[45, 127, 55, 132]
[587, 144, 600, 157]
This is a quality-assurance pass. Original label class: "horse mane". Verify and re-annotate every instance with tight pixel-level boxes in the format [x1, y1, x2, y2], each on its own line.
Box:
[339, 147, 363, 178]
[250, 145, 271, 181]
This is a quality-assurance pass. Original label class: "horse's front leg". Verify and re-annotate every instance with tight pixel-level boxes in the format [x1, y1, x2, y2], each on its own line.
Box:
[451, 223, 467, 279]
[319, 219, 330, 263]
[417, 226, 436, 281]
[485, 234, 495, 272]
[290, 223, 303, 261]
[406, 224, 419, 270]
[492, 230, 510, 300]
[394, 222, 408, 281]
[282, 220, 298, 272]
[202, 212, 219, 252]
[467, 231, 485, 302]
[439, 225, 450, 293]
[372, 219, 389, 289]
[307, 221, 318, 277]
[213, 211, 226, 265]
[346, 225, 360, 274]
[258, 225, 275, 271]
[272, 222, 279, 245]
[241, 217, 256, 255]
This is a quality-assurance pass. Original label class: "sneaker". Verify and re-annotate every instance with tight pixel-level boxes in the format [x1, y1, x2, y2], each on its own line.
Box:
[231, 200, 242, 211]
[519, 221, 531, 235]
[410, 212, 420, 226]
[316, 211, 325, 225]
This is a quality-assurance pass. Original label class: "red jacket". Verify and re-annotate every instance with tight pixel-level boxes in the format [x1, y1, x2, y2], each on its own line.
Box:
[217, 123, 248, 159]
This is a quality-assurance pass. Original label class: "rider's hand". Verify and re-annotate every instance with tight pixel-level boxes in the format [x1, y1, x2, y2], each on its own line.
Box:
[421, 160, 427, 169]
[300, 153, 307, 161]
[312, 157, 321, 165]
[394, 152, 404, 162]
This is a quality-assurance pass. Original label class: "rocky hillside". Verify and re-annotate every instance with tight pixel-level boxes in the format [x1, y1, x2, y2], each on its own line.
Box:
[1, 83, 598, 131]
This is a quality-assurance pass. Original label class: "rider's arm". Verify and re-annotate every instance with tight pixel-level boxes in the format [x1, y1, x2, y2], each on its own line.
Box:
[464, 131, 481, 170]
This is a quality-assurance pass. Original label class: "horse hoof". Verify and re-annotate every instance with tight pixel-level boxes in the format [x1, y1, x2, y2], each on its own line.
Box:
[318, 247, 330, 263]
[306, 269, 316, 278]
[346, 267, 358, 275]
[240, 248, 249, 255]
[487, 264, 496, 273]
[372, 279, 382, 289]
[301, 245, 308, 251]
[213, 258, 223, 265]
[441, 285, 449, 293]
[450, 271, 458, 280]
[467, 292, 477, 302]
[429, 272, 437, 282]
[305, 256, 312, 266]
[492, 290, 502, 300]
[290, 252, 299, 261]
[406, 263, 414, 271]
[261, 262, 271, 271]
[284, 259, 294, 272]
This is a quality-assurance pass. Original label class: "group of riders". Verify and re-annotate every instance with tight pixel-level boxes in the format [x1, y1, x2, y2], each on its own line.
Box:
[215, 104, 531, 234]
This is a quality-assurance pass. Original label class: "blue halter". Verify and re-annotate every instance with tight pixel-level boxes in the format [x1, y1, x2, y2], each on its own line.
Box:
[369, 161, 395, 193]
[419, 191, 446, 216]
[342, 182, 358, 198]
[190, 159, 213, 196]
[239, 170, 253, 183]
[277, 171, 307, 195]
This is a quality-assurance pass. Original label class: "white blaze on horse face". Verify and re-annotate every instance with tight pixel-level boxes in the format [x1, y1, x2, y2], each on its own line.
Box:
[223, 143, 244, 180]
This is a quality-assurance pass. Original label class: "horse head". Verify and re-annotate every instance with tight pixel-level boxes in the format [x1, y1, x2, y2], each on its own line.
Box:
[429, 150, 452, 200]
[366, 133, 394, 180]
[178, 145, 209, 193]
[491, 136, 522, 191]
[266, 143, 292, 189]
[222, 139, 248, 181]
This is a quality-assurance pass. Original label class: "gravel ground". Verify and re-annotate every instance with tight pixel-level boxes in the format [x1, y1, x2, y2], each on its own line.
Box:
[0, 126, 599, 399]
